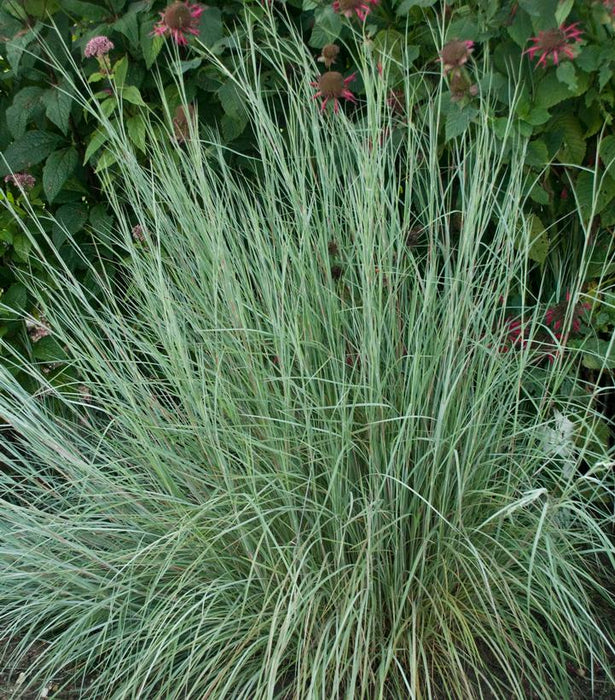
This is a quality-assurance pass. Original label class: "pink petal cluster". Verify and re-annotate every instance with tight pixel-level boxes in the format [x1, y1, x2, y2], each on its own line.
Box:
[4, 172, 36, 189]
[84, 36, 114, 58]
[311, 71, 356, 113]
[332, 0, 379, 22]
[153, 1, 204, 46]
[544, 291, 590, 339]
[524, 23, 583, 68]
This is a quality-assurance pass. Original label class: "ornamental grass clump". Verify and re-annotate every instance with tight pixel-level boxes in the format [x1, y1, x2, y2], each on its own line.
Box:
[0, 20, 614, 700]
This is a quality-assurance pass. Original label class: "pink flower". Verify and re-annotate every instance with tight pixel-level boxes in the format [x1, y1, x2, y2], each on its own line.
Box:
[4, 172, 36, 190]
[84, 36, 114, 58]
[311, 71, 356, 113]
[153, 1, 204, 46]
[544, 291, 590, 339]
[332, 0, 379, 22]
[439, 40, 474, 76]
[603, 0, 615, 17]
[524, 24, 583, 68]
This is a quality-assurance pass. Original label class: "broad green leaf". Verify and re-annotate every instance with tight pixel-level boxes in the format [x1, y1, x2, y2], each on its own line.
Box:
[113, 56, 129, 87]
[100, 97, 118, 118]
[309, 6, 342, 49]
[218, 82, 246, 119]
[576, 337, 615, 370]
[527, 214, 549, 264]
[43, 148, 79, 203]
[555, 0, 574, 25]
[112, 9, 139, 46]
[600, 135, 615, 177]
[5, 24, 42, 75]
[575, 171, 615, 221]
[396, 0, 437, 13]
[42, 80, 73, 135]
[6, 86, 45, 139]
[12, 232, 31, 261]
[121, 86, 146, 107]
[140, 21, 164, 69]
[59, 0, 108, 20]
[0, 130, 62, 176]
[52, 202, 88, 239]
[32, 335, 67, 363]
[198, 7, 223, 48]
[127, 114, 146, 153]
[95, 150, 118, 173]
[84, 129, 109, 164]
[445, 104, 478, 141]
[551, 114, 586, 166]
[0, 283, 27, 318]
[525, 140, 549, 168]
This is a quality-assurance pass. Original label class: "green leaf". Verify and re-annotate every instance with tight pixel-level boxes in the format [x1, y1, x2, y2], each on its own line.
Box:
[198, 7, 223, 48]
[52, 202, 88, 239]
[32, 335, 67, 364]
[0, 283, 27, 319]
[445, 104, 478, 141]
[43, 148, 79, 203]
[506, 9, 533, 48]
[555, 0, 574, 24]
[5, 24, 42, 75]
[577, 337, 615, 370]
[84, 129, 109, 165]
[519, 0, 557, 28]
[95, 150, 118, 173]
[525, 140, 549, 168]
[396, 0, 437, 12]
[221, 113, 249, 142]
[309, 6, 342, 49]
[12, 232, 31, 261]
[59, 0, 108, 20]
[42, 80, 73, 135]
[5, 86, 45, 139]
[127, 114, 146, 153]
[600, 135, 615, 177]
[121, 86, 146, 107]
[0, 130, 62, 176]
[575, 171, 615, 221]
[100, 97, 118, 118]
[555, 62, 578, 92]
[551, 114, 586, 166]
[113, 56, 128, 87]
[527, 214, 549, 264]
[112, 9, 139, 46]
[218, 82, 246, 119]
[140, 21, 164, 69]
[23, 0, 61, 16]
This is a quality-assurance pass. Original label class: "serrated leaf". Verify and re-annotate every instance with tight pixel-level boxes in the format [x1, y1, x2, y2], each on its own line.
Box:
[0, 282, 27, 319]
[5, 24, 42, 75]
[527, 214, 549, 263]
[12, 232, 31, 261]
[140, 21, 164, 69]
[52, 202, 88, 239]
[221, 113, 248, 142]
[112, 9, 139, 46]
[100, 97, 117, 118]
[555, 62, 578, 92]
[60, 0, 108, 20]
[32, 335, 66, 363]
[525, 140, 549, 168]
[113, 56, 128, 87]
[5, 86, 45, 139]
[127, 114, 146, 152]
[0, 130, 62, 176]
[575, 171, 615, 221]
[577, 337, 615, 370]
[84, 129, 109, 164]
[42, 80, 73, 135]
[43, 148, 78, 203]
[309, 6, 342, 49]
[551, 114, 586, 166]
[121, 85, 146, 107]
[445, 105, 477, 141]
[600, 135, 615, 177]
[218, 82, 246, 119]
[198, 7, 223, 48]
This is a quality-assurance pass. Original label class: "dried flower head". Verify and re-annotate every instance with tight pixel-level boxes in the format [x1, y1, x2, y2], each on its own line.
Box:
[449, 71, 478, 102]
[524, 23, 583, 68]
[310, 71, 356, 113]
[4, 172, 36, 190]
[26, 314, 51, 343]
[439, 39, 474, 76]
[84, 36, 114, 58]
[327, 240, 339, 256]
[173, 104, 197, 143]
[131, 224, 146, 242]
[153, 1, 204, 46]
[318, 44, 340, 68]
[332, 0, 379, 21]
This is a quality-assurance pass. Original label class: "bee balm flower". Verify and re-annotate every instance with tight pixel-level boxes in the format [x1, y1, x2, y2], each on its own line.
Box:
[311, 71, 356, 113]
[439, 39, 474, 76]
[153, 1, 204, 46]
[524, 23, 583, 68]
[332, 0, 379, 22]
